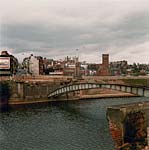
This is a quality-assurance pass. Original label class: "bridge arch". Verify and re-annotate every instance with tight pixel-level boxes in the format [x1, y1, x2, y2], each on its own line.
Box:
[48, 83, 149, 98]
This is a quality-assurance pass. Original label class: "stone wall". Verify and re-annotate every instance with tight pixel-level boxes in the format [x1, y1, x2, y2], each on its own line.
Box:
[107, 102, 149, 150]
[0, 80, 61, 104]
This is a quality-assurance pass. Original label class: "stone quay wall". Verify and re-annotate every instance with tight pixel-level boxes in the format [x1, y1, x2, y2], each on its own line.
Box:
[0, 80, 63, 109]
[107, 102, 149, 150]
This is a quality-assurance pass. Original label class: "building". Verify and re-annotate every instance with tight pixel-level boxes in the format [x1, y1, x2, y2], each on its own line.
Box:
[0, 51, 18, 76]
[29, 55, 44, 75]
[98, 54, 111, 76]
[87, 63, 99, 76]
[22, 54, 44, 75]
[63, 56, 79, 76]
[110, 60, 128, 76]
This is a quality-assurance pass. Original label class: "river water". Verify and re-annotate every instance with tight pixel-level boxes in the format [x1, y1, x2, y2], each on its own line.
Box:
[0, 97, 149, 150]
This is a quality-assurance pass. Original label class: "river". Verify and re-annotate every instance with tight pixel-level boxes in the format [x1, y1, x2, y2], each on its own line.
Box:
[0, 97, 149, 150]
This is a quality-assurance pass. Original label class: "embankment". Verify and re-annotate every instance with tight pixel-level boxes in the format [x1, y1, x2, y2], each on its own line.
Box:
[0, 80, 137, 107]
[107, 102, 149, 150]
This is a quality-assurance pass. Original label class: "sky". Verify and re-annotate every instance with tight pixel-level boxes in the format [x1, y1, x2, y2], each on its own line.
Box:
[0, 0, 149, 64]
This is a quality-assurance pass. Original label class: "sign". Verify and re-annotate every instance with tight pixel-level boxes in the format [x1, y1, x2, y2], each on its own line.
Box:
[0, 57, 10, 69]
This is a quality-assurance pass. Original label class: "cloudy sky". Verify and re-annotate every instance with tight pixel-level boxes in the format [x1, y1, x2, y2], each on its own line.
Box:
[0, 0, 149, 64]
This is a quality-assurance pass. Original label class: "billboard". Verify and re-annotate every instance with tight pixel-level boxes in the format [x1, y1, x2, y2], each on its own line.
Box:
[0, 57, 10, 69]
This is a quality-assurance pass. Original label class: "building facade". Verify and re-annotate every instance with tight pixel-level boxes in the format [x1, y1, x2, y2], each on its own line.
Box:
[98, 54, 111, 76]
[29, 55, 44, 75]
[0, 51, 18, 76]
[22, 54, 44, 75]
[110, 60, 128, 76]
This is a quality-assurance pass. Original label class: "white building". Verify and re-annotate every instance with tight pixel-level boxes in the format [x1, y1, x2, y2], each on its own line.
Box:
[28, 55, 43, 75]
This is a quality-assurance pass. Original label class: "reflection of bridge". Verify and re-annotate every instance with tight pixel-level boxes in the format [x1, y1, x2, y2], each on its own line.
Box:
[48, 83, 149, 98]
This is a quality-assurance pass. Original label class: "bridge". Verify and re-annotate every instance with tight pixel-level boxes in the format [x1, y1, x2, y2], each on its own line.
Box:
[48, 83, 149, 98]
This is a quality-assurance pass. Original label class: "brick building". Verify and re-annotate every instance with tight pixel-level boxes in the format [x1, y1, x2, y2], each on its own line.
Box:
[98, 54, 111, 76]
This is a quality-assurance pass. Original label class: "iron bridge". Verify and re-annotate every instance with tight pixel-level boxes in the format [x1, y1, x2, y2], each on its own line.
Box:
[48, 83, 149, 98]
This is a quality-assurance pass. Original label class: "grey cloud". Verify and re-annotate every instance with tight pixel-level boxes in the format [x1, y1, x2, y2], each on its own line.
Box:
[1, 16, 148, 61]
[0, 0, 149, 63]
[110, 11, 149, 42]
[1, 24, 88, 50]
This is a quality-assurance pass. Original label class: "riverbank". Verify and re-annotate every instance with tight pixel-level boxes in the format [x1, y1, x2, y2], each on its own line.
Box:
[0, 78, 142, 109]
[80, 92, 137, 99]
[8, 91, 138, 106]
